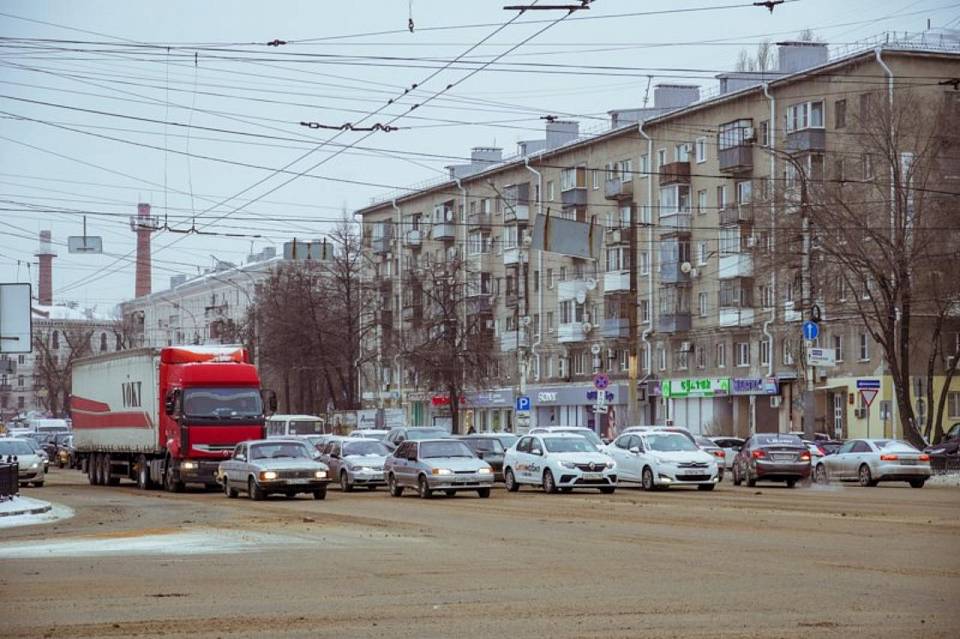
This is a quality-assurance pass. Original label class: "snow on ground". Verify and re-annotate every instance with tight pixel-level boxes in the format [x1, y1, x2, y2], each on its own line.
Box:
[0, 497, 73, 529]
[927, 473, 960, 488]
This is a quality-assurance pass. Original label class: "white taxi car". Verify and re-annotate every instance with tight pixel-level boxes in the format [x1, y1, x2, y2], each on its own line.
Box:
[503, 433, 617, 494]
[604, 430, 719, 491]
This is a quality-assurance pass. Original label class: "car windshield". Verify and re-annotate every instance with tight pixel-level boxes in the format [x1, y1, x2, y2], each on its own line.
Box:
[287, 420, 324, 435]
[343, 441, 390, 456]
[543, 437, 595, 453]
[0, 440, 36, 456]
[551, 429, 602, 447]
[352, 430, 387, 441]
[420, 441, 474, 458]
[407, 429, 448, 440]
[878, 440, 919, 452]
[755, 434, 804, 446]
[249, 442, 310, 460]
[467, 438, 505, 453]
[183, 387, 263, 420]
[646, 433, 699, 452]
[695, 437, 716, 448]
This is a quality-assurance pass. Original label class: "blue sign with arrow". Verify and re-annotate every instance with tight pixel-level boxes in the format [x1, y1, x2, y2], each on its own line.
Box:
[802, 320, 819, 341]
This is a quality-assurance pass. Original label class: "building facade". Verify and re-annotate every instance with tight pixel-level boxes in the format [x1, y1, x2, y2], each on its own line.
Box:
[356, 32, 960, 438]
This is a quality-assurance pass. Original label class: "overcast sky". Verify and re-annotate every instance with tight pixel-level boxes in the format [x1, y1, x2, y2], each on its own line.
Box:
[0, 0, 956, 309]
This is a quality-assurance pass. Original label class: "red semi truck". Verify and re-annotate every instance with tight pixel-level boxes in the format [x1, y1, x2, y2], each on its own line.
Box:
[70, 345, 275, 491]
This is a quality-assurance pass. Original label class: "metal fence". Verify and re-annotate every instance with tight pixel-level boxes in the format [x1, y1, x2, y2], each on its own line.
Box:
[0, 461, 18, 500]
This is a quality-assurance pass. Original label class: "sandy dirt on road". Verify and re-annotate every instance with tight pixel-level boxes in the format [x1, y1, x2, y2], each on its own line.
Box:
[0, 470, 958, 638]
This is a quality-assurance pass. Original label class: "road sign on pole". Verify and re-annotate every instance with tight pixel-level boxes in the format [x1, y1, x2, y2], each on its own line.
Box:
[802, 320, 820, 341]
[856, 379, 881, 390]
[515, 395, 531, 412]
[593, 372, 610, 390]
[859, 388, 878, 407]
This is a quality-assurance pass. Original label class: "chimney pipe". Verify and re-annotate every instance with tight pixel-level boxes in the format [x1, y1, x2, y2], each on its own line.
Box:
[130, 203, 157, 297]
[35, 230, 56, 306]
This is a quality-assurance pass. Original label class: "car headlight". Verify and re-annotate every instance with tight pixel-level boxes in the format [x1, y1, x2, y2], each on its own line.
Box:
[605, 461, 616, 469]
[260, 470, 278, 480]
[560, 461, 578, 469]
[431, 468, 453, 476]
[477, 467, 493, 474]
[655, 456, 671, 465]
[314, 470, 327, 479]
[346, 463, 359, 471]
[180, 461, 198, 470]
[30, 462, 39, 469]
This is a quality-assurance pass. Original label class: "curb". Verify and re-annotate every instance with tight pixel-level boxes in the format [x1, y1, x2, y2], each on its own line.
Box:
[0, 501, 53, 518]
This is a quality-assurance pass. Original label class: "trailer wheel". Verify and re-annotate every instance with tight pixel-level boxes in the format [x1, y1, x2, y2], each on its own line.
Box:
[136, 456, 153, 490]
[93, 453, 105, 485]
[104, 454, 120, 486]
[86, 455, 97, 485]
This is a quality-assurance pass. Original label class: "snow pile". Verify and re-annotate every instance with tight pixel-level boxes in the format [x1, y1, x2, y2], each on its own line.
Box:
[926, 473, 960, 488]
[0, 497, 73, 529]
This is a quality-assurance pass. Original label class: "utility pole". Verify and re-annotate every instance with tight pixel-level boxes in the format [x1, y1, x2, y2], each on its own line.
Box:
[627, 201, 639, 426]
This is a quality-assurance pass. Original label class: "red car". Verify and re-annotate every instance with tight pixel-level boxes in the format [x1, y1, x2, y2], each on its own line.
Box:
[732, 433, 811, 488]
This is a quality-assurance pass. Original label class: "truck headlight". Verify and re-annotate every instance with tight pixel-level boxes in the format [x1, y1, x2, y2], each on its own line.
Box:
[181, 461, 198, 470]
[314, 470, 327, 479]
[431, 468, 453, 476]
[260, 470, 278, 480]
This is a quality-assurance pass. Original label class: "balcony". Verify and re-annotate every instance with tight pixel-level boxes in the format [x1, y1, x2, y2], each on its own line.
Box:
[660, 262, 691, 285]
[783, 300, 802, 322]
[500, 330, 529, 352]
[561, 187, 587, 209]
[659, 161, 690, 185]
[372, 235, 392, 254]
[466, 296, 493, 315]
[718, 252, 754, 279]
[605, 227, 631, 245]
[558, 322, 587, 343]
[719, 205, 754, 226]
[659, 211, 692, 233]
[601, 318, 630, 339]
[468, 252, 493, 273]
[718, 145, 753, 173]
[505, 291, 519, 308]
[603, 271, 630, 293]
[604, 178, 634, 200]
[503, 183, 531, 222]
[657, 312, 692, 334]
[467, 211, 492, 229]
[503, 246, 525, 266]
[786, 128, 826, 153]
[557, 279, 591, 302]
[404, 229, 424, 248]
[431, 223, 456, 241]
[719, 307, 755, 327]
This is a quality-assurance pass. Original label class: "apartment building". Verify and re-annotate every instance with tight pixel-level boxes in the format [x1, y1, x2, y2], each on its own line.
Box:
[356, 31, 960, 438]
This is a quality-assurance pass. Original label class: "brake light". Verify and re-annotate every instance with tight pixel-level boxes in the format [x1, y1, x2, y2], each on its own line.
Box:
[751, 450, 766, 459]
[879, 454, 898, 461]
[800, 452, 811, 461]
[713, 450, 725, 458]
[918, 453, 930, 462]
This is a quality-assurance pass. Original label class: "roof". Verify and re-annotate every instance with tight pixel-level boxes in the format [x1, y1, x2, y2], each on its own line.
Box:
[32, 304, 115, 322]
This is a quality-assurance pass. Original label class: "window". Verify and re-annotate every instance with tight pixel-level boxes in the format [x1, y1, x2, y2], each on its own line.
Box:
[547, 180, 555, 202]
[760, 340, 770, 366]
[639, 153, 649, 178]
[533, 270, 540, 292]
[658, 345, 667, 371]
[639, 250, 649, 275]
[559, 266, 567, 282]
[833, 334, 844, 362]
[573, 351, 585, 375]
[859, 333, 870, 361]
[619, 158, 632, 182]
[592, 168, 601, 190]
[697, 189, 707, 215]
[759, 120, 769, 146]
[656, 148, 666, 170]
[786, 100, 824, 132]
[760, 284, 773, 308]
[715, 342, 726, 368]
[695, 138, 706, 163]
[697, 241, 707, 266]
[51, 330, 59, 349]
[698, 292, 708, 317]
[718, 119, 752, 149]
[948, 391, 960, 419]
[736, 180, 752, 204]
[859, 92, 874, 121]
[560, 167, 584, 191]
[717, 185, 727, 209]
[606, 246, 629, 272]
[862, 153, 874, 179]
[835, 99, 847, 129]
[639, 299, 649, 323]
[659, 185, 690, 215]
[675, 144, 689, 162]
[675, 349, 689, 370]
[546, 268, 554, 289]
[696, 345, 706, 369]
[736, 342, 750, 367]
[619, 349, 628, 372]
[546, 311, 554, 330]
[17, 374, 24, 387]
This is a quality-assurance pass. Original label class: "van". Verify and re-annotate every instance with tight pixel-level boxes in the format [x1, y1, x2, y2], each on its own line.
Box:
[31, 418, 71, 435]
[265, 414, 327, 439]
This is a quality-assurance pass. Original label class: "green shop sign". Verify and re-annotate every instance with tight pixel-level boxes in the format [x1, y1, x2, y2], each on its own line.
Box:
[661, 378, 730, 398]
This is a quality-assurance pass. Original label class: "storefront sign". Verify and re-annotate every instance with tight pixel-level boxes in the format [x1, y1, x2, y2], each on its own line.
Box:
[537, 391, 558, 403]
[465, 390, 514, 408]
[731, 377, 779, 395]
[661, 378, 730, 399]
[530, 384, 625, 406]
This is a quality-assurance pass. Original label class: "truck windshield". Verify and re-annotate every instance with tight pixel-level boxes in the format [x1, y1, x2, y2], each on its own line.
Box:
[288, 420, 324, 435]
[183, 387, 263, 421]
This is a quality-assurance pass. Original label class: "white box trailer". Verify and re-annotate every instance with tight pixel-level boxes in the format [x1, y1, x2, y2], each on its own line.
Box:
[72, 349, 161, 454]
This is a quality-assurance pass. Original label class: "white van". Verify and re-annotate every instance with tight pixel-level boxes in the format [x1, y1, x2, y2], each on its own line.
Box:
[265, 414, 327, 438]
[30, 418, 71, 435]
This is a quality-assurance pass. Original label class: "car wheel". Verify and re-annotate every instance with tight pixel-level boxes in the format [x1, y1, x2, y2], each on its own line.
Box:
[542, 469, 558, 494]
[697, 484, 715, 491]
[417, 475, 433, 499]
[388, 473, 404, 497]
[599, 486, 616, 495]
[313, 485, 327, 500]
[504, 468, 519, 492]
[477, 487, 491, 498]
[284, 491, 297, 499]
[137, 456, 153, 490]
[732, 464, 742, 486]
[340, 471, 353, 492]
[366, 485, 377, 491]
[641, 466, 655, 491]
[444, 489, 456, 497]
[909, 478, 925, 489]
[248, 477, 265, 501]
[814, 464, 828, 484]
[746, 468, 757, 487]
[786, 479, 797, 489]
[31, 481, 44, 488]
[224, 477, 239, 498]
[858, 464, 877, 487]
[58, 458, 65, 469]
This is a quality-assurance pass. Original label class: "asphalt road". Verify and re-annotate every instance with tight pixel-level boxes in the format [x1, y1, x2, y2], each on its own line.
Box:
[1, 468, 958, 638]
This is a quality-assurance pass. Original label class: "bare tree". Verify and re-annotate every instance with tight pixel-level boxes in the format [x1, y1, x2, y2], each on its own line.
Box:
[32, 325, 94, 416]
[735, 40, 776, 72]
[400, 252, 497, 434]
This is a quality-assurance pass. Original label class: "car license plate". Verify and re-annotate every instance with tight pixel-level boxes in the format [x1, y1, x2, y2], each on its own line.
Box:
[582, 472, 602, 480]
[678, 471, 700, 477]
[901, 459, 916, 465]
[773, 454, 794, 462]
[455, 476, 472, 483]
[288, 478, 310, 485]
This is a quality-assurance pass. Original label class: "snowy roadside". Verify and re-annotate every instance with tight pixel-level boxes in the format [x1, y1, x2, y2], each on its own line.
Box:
[0, 496, 74, 529]
[927, 472, 960, 488]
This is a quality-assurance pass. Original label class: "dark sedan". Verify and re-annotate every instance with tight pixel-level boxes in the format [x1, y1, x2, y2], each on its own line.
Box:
[732, 433, 811, 488]
[925, 423, 960, 473]
[458, 435, 510, 481]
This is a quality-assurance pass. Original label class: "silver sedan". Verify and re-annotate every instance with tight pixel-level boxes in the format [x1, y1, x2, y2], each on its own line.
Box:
[218, 439, 331, 500]
[813, 438, 931, 488]
[384, 439, 494, 498]
[324, 438, 391, 491]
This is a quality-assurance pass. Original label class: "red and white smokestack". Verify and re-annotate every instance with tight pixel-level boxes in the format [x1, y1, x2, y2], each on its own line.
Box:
[130, 203, 158, 298]
[35, 229, 56, 306]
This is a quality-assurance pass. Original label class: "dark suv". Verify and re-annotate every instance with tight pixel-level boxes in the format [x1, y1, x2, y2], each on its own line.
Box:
[925, 423, 960, 472]
[732, 433, 811, 488]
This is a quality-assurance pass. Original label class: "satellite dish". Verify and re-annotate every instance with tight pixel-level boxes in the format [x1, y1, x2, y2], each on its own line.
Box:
[680, 261, 692, 274]
[590, 344, 602, 355]
[585, 278, 597, 291]
[581, 322, 593, 334]
[575, 290, 587, 305]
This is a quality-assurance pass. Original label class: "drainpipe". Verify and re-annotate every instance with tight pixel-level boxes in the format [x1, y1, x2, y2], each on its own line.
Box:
[524, 157, 544, 399]
[638, 121, 654, 423]
[876, 47, 897, 439]
[763, 83, 776, 433]
[392, 199, 404, 413]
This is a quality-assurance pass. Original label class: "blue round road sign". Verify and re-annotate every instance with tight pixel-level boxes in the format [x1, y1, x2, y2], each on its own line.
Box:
[593, 373, 610, 390]
[802, 320, 819, 341]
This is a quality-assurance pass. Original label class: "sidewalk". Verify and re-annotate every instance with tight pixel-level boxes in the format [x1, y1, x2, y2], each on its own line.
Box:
[0, 495, 73, 529]
[0, 496, 52, 518]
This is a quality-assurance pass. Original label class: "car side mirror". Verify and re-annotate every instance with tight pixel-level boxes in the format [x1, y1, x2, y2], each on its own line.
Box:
[629, 446, 641, 454]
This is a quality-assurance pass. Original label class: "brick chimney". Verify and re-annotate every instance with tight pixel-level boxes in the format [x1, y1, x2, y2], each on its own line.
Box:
[35, 230, 56, 306]
[130, 203, 157, 297]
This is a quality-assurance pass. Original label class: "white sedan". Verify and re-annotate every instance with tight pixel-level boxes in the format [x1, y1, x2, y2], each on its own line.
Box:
[503, 433, 617, 494]
[605, 431, 720, 491]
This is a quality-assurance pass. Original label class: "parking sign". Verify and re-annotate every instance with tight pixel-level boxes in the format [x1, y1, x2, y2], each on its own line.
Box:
[515, 395, 531, 412]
